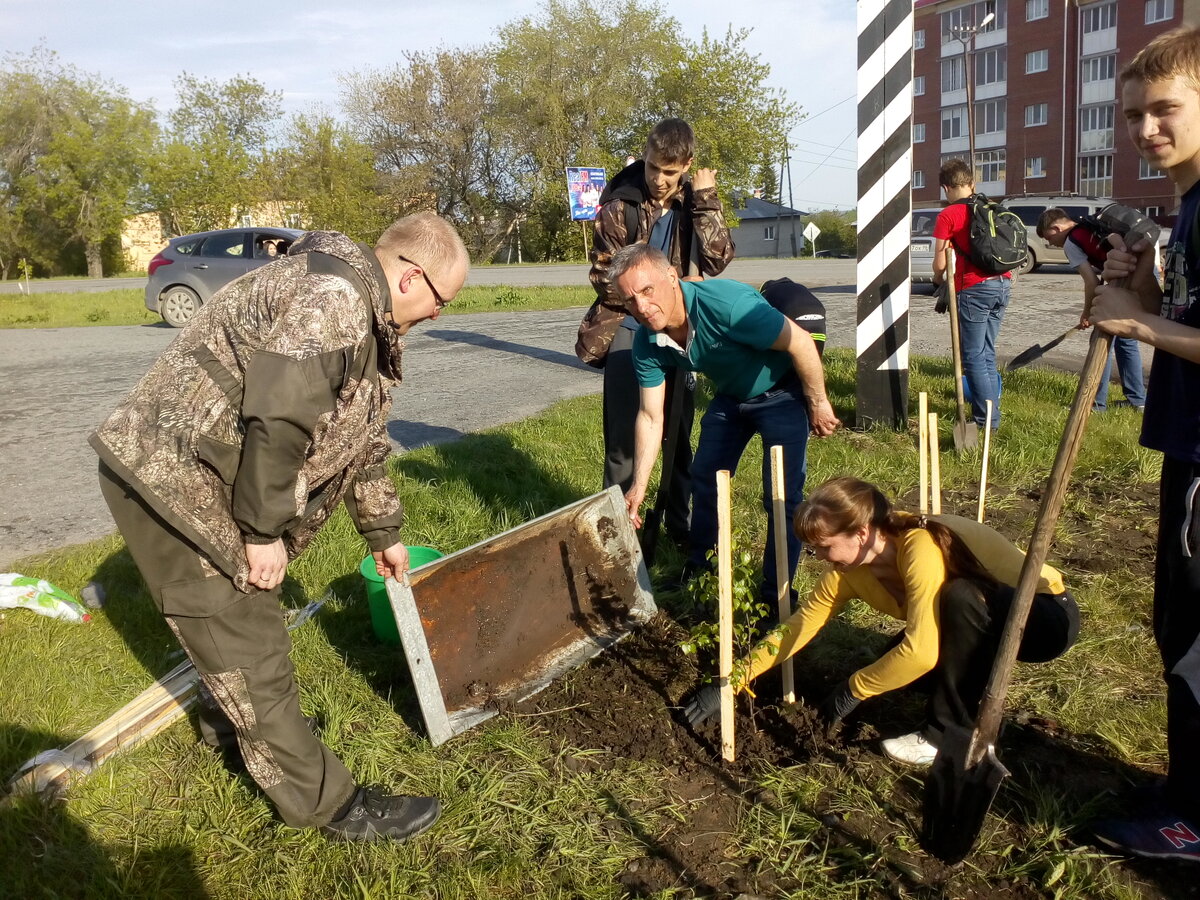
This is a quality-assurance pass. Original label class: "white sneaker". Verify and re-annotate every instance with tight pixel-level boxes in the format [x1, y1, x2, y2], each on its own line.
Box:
[881, 731, 938, 767]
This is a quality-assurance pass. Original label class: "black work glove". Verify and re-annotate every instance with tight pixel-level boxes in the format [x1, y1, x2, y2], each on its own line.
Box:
[933, 281, 950, 314]
[683, 684, 721, 727]
[818, 680, 861, 734]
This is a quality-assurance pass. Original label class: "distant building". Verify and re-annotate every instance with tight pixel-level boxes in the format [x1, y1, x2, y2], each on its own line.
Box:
[912, 0, 1192, 216]
[730, 195, 808, 258]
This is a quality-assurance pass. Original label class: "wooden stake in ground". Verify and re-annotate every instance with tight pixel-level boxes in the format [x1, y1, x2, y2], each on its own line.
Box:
[717, 469, 736, 762]
[769, 445, 795, 704]
[918, 392, 930, 514]
[928, 413, 942, 515]
[978, 400, 993, 523]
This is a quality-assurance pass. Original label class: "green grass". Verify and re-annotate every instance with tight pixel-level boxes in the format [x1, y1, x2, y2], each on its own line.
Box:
[0, 350, 1173, 898]
[0, 285, 595, 329]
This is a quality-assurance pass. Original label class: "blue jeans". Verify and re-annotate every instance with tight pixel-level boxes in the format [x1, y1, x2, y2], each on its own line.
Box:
[956, 277, 1010, 428]
[1094, 337, 1146, 410]
[688, 382, 809, 598]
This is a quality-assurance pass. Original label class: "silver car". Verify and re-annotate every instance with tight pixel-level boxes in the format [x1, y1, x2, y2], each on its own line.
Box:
[911, 207, 941, 289]
[145, 227, 305, 327]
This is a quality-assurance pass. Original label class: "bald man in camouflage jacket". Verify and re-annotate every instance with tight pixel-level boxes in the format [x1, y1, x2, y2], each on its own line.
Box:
[91, 213, 467, 843]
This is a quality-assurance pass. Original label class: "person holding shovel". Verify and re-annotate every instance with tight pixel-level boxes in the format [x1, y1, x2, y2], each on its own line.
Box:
[932, 158, 1011, 430]
[1088, 26, 1200, 861]
[684, 477, 1079, 767]
[90, 213, 468, 843]
[1035, 208, 1146, 412]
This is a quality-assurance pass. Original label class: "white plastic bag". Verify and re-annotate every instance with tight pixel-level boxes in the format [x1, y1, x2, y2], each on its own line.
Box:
[0, 574, 91, 623]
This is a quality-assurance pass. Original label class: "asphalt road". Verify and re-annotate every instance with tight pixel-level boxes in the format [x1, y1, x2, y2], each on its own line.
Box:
[0, 266, 1116, 568]
[0, 258, 858, 295]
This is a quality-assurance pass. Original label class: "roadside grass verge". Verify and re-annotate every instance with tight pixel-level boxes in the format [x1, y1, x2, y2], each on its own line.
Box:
[0, 349, 1172, 898]
[0, 285, 595, 329]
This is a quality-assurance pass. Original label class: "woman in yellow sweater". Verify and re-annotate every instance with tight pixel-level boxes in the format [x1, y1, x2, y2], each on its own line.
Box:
[684, 476, 1080, 766]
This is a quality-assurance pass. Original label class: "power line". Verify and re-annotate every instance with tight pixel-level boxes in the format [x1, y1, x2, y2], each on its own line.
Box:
[795, 94, 856, 127]
[793, 125, 857, 187]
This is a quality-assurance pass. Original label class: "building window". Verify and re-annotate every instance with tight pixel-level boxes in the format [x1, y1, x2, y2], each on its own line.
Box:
[942, 56, 967, 93]
[1143, 206, 1164, 217]
[1079, 104, 1115, 152]
[915, 29, 926, 50]
[914, 75, 926, 96]
[975, 48, 1007, 86]
[976, 149, 1006, 184]
[1079, 154, 1113, 196]
[1082, 54, 1116, 85]
[977, 99, 1006, 134]
[1025, 102, 1049, 126]
[1027, 0, 1049, 20]
[1146, 0, 1174, 23]
[1026, 49, 1049, 74]
[764, 225, 776, 241]
[942, 0, 1007, 44]
[1140, 158, 1167, 179]
[1026, 157, 1046, 178]
[914, 170, 926, 189]
[1082, 1, 1117, 33]
[942, 105, 967, 140]
[914, 123, 926, 143]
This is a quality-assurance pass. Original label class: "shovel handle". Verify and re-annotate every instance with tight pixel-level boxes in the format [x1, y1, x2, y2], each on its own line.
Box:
[944, 256, 969, 428]
[969, 328, 1113, 762]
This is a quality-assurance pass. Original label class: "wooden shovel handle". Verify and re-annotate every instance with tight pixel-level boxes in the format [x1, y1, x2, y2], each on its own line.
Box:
[969, 328, 1113, 762]
[945, 255, 969, 427]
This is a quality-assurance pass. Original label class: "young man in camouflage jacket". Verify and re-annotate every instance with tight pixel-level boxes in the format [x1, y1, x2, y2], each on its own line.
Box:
[575, 118, 734, 548]
[91, 213, 468, 843]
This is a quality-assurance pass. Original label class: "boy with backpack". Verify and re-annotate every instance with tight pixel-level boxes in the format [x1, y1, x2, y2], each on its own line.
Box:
[1089, 26, 1200, 861]
[1036, 208, 1146, 411]
[932, 159, 1021, 430]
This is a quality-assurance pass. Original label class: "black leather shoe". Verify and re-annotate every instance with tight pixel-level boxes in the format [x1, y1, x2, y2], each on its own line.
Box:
[320, 786, 441, 843]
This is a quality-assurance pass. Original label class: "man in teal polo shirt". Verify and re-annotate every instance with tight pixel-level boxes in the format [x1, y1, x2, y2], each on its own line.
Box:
[611, 242, 840, 599]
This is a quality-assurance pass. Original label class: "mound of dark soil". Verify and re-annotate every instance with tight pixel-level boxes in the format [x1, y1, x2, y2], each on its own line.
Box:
[516, 611, 1198, 899]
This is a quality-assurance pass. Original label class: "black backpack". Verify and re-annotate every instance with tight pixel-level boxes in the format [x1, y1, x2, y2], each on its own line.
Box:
[760, 277, 826, 357]
[957, 193, 1028, 275]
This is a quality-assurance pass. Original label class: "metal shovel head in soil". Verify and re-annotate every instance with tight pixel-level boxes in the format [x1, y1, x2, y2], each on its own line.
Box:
[921, 723, 1010, 863]
[952, 417, 979, 453]
[1007, 326, 1078, 372]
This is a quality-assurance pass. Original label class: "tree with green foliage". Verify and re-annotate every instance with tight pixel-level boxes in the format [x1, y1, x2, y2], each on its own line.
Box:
[341, 48, 524, 261]
[274, 112, 388, 241]
[145, 73, 282, 237]
[803, 209, 857, 257]
[0, 46, 155, 277]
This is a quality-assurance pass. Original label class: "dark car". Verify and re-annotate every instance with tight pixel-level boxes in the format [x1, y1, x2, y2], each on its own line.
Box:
[145, 227, 305, 327]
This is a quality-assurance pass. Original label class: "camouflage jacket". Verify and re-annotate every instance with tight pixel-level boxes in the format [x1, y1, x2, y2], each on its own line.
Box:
[90, 232, 405, 591]
[576, 160, 735, 366]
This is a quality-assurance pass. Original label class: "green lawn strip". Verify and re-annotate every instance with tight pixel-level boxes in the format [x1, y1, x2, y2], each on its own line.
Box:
[0, 285, 596, 329]
[0, 350, 1165, 898]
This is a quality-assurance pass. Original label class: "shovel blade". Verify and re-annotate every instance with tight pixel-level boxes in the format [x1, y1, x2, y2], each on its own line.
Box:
[953, 420, 979, 451]
[1006, 345, 1045, 372]
[921, 724, 1011, 863]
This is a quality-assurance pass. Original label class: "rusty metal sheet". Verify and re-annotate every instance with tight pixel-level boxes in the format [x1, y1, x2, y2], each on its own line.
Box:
[387, 485, 655, 745]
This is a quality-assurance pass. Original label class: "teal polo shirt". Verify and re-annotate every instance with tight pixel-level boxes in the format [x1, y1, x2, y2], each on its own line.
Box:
[632, 279, 791, 401]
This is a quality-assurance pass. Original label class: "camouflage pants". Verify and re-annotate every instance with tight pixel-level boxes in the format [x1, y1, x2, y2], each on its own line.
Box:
[98, 462, 356, 828]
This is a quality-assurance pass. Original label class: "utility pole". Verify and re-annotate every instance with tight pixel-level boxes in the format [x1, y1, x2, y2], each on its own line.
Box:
[949, 9, 996, 182]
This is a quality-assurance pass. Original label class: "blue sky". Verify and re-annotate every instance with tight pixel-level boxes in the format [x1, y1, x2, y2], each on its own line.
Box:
[3, 0, 858, 209]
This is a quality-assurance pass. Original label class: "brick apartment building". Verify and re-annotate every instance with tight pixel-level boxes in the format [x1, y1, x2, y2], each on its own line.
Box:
[912, 0, 1198, 219]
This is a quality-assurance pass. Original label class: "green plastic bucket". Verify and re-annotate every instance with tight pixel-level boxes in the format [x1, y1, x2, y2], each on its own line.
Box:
[360, 546, 443, 645]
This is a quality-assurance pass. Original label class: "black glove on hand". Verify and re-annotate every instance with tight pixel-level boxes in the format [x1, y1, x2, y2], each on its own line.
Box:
[683, 684, 721, 727]
[933, 281, 950, 314]
[818, 680, 860, 732]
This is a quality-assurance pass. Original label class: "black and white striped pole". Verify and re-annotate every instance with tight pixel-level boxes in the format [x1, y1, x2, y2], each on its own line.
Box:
[855, 0, 914, 429]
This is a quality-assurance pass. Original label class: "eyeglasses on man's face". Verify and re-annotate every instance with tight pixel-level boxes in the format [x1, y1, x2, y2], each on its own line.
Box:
[397, 254, 449, 310]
